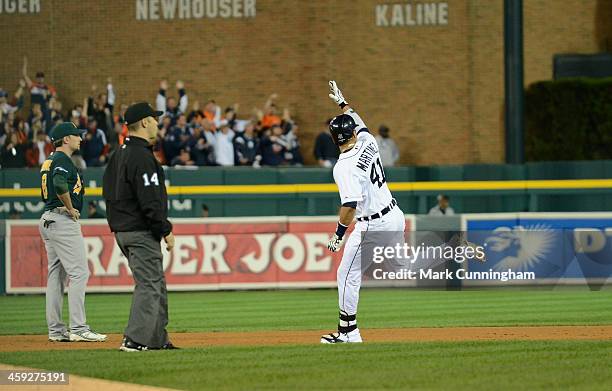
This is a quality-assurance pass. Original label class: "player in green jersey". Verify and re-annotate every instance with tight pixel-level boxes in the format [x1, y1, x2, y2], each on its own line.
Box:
[39, 122, 107, 343]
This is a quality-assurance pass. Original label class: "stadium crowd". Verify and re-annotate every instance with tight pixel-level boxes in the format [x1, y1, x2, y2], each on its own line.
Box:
[1, 58, 400, 169]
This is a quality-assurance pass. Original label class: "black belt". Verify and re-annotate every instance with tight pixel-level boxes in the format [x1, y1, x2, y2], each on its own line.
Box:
[357, 199, 397, 222]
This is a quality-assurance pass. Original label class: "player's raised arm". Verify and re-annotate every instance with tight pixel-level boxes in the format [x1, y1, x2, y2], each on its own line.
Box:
[328, 81, 368, 133]
[328, 80, 351, 113]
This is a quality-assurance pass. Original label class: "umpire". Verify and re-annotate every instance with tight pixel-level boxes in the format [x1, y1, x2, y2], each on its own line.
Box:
[103, 102, 177, 352]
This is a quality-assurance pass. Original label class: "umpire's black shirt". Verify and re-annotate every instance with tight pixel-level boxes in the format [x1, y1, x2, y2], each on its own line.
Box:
[103, 136, 172, 240]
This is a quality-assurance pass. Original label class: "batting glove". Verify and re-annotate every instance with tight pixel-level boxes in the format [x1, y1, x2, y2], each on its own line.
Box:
[327, 233, 346, 252]
[328, 80, 348, 107]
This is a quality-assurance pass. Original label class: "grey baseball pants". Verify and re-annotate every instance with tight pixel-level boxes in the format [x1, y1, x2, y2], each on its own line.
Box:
[39, 210, 90, 337]
[115, 231, 169, 349]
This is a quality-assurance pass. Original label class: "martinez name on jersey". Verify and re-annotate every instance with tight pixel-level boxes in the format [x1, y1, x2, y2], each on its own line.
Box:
[356, 142, 379, 172]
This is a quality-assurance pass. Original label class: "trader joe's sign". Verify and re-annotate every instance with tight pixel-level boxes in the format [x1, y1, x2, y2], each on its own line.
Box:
[6, 216, 414, 293]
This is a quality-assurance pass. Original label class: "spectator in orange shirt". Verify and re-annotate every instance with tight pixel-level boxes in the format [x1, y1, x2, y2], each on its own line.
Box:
[203, 100, 221, 129]
[259, 93, 281, 129]
[112, 104, 129, 147]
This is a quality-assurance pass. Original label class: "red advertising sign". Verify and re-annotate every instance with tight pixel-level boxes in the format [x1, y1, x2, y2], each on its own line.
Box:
[5, 216, 414, 293]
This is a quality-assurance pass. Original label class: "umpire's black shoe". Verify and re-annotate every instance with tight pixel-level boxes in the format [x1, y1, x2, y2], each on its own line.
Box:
[160, 341, 180, 350]
[119, 337, 148, 352]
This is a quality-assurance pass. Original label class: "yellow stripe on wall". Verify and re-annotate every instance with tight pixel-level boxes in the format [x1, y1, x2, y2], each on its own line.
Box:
[1, 179, 612, 197]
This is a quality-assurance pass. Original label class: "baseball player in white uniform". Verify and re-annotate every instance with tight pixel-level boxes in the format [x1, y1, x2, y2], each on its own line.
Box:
[321, 81, 406, 344]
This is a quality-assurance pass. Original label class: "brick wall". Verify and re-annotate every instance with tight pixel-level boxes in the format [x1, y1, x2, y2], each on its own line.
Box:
[0, 0, 604, 165]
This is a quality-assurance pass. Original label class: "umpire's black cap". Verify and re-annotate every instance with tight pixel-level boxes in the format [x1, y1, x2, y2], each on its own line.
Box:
[125, 102, 163, 125]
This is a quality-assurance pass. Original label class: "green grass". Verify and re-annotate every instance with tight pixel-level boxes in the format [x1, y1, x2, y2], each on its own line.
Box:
[0, 287, 610, 335]
[1, 341, 611, 390]
[1, 288, 612, 390]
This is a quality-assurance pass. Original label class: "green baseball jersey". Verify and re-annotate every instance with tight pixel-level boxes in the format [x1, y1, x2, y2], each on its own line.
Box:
[40, 151, 85, 212]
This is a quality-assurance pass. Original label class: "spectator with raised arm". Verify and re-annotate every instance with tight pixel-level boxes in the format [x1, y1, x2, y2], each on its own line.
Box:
[258, 93, 282, 130]
[26, 129, 53, 167]
[87, 79, 115, 134]
[156, 80, 188, 126]
[203, 100, 222, 129]
[22, 57, 55, 113]
[0, 80, 26, 123]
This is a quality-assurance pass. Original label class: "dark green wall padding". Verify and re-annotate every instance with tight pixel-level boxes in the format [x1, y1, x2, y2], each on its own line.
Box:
[1, 161, 612, 218]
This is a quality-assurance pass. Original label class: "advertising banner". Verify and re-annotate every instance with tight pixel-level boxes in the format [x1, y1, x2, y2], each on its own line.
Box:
[6, 216, 415, 293]
[461, 213, 612, 286]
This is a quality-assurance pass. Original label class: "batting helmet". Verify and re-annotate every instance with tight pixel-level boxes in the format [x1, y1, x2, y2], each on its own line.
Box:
[329, 114, 357, 146]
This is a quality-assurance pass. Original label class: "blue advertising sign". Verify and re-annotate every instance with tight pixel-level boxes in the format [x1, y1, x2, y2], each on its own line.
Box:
[461, 213, 612, 284]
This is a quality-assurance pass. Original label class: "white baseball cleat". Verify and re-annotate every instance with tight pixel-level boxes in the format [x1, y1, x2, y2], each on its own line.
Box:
[48, 331, 70, 342]
[320, 328, 363, 344]
[69, 330, 108, 342]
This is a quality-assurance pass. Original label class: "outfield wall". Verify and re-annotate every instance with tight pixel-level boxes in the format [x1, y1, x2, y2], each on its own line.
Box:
[2, 162, 612, 219]
[2, 212, 612, 294]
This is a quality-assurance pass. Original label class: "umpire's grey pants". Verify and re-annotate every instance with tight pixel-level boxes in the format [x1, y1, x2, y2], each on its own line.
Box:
[39, 211, 90, 336]
[115, 231, 168, 348]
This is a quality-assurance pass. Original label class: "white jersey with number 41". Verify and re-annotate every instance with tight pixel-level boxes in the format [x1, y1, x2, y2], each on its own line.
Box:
[333, 109, 394, 218]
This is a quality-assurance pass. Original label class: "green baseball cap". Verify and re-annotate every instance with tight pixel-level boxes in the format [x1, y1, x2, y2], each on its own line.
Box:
[50, 122, 83, 142]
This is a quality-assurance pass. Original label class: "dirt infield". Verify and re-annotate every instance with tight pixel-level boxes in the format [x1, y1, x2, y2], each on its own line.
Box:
[2, 327, 611, 391]
[1, 326, 611, 352]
